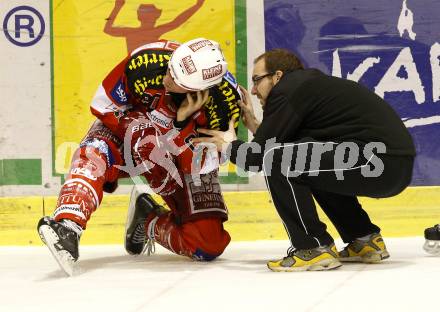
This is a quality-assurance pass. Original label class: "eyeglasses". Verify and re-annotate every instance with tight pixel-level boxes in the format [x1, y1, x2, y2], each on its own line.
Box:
[251, 72, 275, 87]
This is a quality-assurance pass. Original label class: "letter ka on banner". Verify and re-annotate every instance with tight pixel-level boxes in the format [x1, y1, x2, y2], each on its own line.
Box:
[264, 0, 440, 185]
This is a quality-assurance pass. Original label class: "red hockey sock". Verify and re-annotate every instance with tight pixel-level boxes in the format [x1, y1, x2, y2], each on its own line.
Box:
[147, 213, 231, 261]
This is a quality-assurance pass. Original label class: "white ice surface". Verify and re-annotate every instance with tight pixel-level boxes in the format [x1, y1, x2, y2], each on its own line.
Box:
[0, 237, 439, 312]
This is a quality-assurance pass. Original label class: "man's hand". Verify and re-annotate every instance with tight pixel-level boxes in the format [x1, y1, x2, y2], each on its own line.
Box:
[238, 85, 260, 134]
[192, 118, 237, 152]
[176, 90, 209, 122]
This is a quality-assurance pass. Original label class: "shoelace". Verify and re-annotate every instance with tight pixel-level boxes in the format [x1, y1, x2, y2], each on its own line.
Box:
[132, 223, 146, 244]
[144, 216, 159, 256]
[61, 219, 83, 237]
[285, 245, 328, 259]
[131, 222, 156, 256]
[286, 246, 296, 258]
[144, 238, 155, 256]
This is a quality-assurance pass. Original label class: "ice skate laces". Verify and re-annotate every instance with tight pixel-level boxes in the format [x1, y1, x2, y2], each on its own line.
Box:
[145, 216, 159, 256]
[132, 221, 154, 256]
[132, 222, 146, 244]
[144, 238, 156, 256]
[61, 219, 83, 237]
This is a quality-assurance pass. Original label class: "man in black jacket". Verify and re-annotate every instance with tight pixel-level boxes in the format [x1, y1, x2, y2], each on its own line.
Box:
[193, 49, 415, 272]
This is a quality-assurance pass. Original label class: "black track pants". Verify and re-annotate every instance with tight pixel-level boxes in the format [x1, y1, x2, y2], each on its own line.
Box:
[263, 141, 414, 249]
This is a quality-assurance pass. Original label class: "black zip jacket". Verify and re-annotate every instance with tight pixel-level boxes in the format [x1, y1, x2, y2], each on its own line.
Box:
[230, 69, 416, 171]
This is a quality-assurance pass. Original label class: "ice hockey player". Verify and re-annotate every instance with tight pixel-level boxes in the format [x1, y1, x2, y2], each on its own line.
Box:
[37, 38, 241, 276]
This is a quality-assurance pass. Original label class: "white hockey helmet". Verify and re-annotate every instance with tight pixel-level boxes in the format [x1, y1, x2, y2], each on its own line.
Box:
[168, 38, 228, 91]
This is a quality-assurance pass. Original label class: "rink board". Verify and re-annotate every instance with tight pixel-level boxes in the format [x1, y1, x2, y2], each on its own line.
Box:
[1, 187, 439, 246]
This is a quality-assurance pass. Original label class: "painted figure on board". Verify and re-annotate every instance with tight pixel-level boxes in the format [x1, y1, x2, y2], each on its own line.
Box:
[104, 0, 205, 52]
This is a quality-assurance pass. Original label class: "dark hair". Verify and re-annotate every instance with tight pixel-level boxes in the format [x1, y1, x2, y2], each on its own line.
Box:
[254, 49, 304, 73]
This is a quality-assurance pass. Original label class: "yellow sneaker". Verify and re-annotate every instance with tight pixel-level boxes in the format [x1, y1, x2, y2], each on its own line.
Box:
[267, 244, 342, 272]
[339, 233, 390, 263]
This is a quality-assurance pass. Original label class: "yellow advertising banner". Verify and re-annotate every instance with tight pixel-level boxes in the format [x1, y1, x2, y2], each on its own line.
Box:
[52, 0, 238, 176]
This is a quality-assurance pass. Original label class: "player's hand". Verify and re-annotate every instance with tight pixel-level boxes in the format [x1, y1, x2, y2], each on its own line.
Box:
[177, 90, 209, 122]
[192, 117, 237, 152]
[238, 85, 260, 134]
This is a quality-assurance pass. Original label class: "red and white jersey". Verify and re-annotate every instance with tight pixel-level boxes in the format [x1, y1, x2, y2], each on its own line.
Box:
[53, 40, 239, 228]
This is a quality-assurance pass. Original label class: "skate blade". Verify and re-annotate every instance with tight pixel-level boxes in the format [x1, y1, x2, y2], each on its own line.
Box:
[38, 225, 76, 277]
[423, 240, 440, 255]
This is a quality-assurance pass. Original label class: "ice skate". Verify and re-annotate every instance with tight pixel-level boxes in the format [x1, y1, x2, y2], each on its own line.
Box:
[267, 243, 341, 272]
[125, 187, 168, 255]
[37, 216, 82, 276]
[339, 233, 389, 263]
[423, 224, 440, 255]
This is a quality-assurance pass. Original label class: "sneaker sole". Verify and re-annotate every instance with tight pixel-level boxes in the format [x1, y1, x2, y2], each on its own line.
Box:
[38, 225, 75, 276]
[339, 250, 390, 263]
[268, 258, 342, 272]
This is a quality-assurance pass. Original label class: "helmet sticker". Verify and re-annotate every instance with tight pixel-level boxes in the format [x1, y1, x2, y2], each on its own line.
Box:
[202, 64, 223, 80]
[181, 55, 197, 75]
[188, 39, 214, 52]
